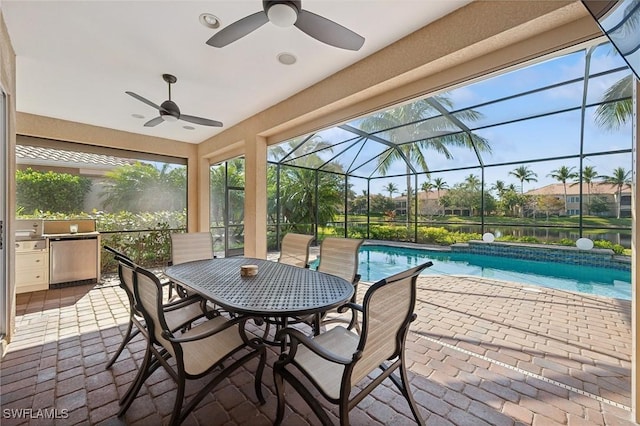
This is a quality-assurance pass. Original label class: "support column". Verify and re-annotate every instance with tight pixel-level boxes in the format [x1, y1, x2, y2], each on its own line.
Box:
[184, 152, 200, 232]
[197, 156, 210, 232]
[244, 135, 267, 258]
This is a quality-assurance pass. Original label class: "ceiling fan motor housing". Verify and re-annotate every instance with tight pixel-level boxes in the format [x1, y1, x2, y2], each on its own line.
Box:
[160, 100, 180, 121]
[264, 0, 301, 12]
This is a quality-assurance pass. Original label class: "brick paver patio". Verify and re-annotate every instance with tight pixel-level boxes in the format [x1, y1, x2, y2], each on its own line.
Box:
[1, 267, 635, 425]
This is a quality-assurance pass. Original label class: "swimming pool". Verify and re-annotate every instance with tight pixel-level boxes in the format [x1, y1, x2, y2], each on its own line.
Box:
[335, 245, 631, 300]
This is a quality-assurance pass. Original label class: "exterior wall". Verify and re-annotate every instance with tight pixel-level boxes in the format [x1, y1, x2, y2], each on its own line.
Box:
[529, 185, 631, 217]
[566, 193, 617, 216]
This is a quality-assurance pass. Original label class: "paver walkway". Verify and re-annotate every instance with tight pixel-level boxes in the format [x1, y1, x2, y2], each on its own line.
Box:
[1, 270, 635, 425]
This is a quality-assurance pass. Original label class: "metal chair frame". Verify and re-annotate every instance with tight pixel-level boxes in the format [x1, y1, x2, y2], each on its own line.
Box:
[273, 262, 433, 426]
[118, 263, 267, 425]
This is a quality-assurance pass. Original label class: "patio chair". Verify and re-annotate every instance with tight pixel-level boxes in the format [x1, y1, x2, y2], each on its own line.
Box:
[169, 232, 215, 297]
[313, 237, 364, 333]
[273, 261, 433, 426]
[103, 246, 213, 371]
[118, 263, 267, 425]
[259, 232, 315, 341]
[278, 232, 314, 268]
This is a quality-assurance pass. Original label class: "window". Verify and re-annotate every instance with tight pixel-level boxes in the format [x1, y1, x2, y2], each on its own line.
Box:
[16, 136, 188, 268]
[267, 40, 633, 247]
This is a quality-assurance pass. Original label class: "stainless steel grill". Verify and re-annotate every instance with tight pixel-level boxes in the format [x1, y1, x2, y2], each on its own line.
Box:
[15, 219, 43, 241]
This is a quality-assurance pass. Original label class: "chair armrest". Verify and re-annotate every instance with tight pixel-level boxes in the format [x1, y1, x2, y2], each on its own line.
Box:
[162, 293, 205, 311]
[337, 302, 363, 314]
[162, 315, 261, 344]
[275, 328, 356, 365]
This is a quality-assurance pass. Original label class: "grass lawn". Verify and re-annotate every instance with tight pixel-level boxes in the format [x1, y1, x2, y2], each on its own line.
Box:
[385, 215, 631, 228]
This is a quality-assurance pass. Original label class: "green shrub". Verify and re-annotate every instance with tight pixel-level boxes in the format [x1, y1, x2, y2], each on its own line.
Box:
[496, 235, 540, 244]
[556, 238, 575, 246]
[417, 227, 482, 245]
[17, 168, 91, 214]
[593, 239, 626, 255]
[369, 225, 409, 241]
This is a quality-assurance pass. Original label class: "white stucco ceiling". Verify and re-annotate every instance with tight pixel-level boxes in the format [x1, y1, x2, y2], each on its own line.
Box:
[2, 0, 471, 143]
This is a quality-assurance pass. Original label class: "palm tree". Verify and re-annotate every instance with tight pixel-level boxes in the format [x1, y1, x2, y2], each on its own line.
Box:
[464, 174, 480, 191]
[548, 166, 578, 215]
[267, 136, 345, 231]
[574, 166, 598, 215]
[463, 174, 481, 215]
[360, 96, 490, 226]
[102, 162, 186, 213]
[491, 180, 506, 198]
[420, 180, 433, 193]
[601, 167, 632, 219]
[383, 182, 399, 200]
[593, 5, 636, 132]
[509, 165, 538, 194]
[432, 177, 448, 215]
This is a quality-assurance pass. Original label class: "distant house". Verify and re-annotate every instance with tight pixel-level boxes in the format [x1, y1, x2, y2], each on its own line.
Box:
[526, 182, 631, 218]
[16, 144, 135, 212]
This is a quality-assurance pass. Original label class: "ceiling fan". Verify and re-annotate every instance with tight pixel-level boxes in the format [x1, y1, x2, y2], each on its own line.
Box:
[126, 74, 223, 128]
[207, 0, 365, 51]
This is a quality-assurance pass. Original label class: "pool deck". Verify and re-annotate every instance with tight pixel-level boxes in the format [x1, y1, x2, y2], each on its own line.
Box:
[1, 264, 634, 425]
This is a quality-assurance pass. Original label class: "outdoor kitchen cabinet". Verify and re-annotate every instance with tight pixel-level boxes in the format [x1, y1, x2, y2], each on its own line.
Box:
[15, 239, 49, 294]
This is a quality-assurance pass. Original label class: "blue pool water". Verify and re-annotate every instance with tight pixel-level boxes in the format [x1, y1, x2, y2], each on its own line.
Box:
[316, 245, 632, 300]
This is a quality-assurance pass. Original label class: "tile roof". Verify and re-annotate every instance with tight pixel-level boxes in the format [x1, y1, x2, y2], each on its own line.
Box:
[526, 182, 631, 196]
[16, 144, 134, 168]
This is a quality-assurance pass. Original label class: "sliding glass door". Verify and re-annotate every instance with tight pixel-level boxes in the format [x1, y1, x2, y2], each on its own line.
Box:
[210, 158, 245, 257]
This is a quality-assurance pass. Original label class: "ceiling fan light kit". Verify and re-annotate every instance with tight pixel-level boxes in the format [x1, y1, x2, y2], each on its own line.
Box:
[207, 0, 365, 51]
[267, 2, 299, 27]
[126, 74, 223, 128]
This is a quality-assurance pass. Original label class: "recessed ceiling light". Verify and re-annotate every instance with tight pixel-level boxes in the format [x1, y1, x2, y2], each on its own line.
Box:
[277, 52, 297, 65]
[199, 13, 220, 29]
[183, 125, 195, 130]
[131, 113, 145, 119]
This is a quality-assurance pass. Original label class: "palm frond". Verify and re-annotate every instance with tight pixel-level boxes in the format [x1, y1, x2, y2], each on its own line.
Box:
[594, 75, 633, 130]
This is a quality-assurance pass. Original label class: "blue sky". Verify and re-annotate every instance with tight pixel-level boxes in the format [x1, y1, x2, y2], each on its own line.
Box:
[319, 41, 635, 196]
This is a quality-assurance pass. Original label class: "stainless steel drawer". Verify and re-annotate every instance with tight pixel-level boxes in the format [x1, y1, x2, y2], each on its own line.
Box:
[15, 239, 47, 252]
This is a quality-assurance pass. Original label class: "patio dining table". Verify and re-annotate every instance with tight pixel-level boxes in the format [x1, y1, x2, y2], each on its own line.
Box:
[164, 257, 354, 346]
